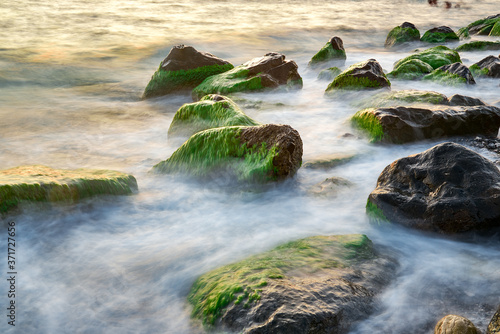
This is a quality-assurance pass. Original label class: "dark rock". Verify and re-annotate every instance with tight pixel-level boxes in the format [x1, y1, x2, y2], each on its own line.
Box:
[309, 36, 346, 67]
[488, 305, 500, 334]
[467, 14, 500, 36]
[367, 142, 500, 234]
[424, 62, 476, 85]
[160, 45, 231, 71]
[448, 94, 486, 106]
[470, 56, 500, 78]
[325, 59, 390, 92]
[434, 315, 480, 334]
[401, 22, 417, 30]
[421, 26, 459, 43]
[385, 22, 420, 48]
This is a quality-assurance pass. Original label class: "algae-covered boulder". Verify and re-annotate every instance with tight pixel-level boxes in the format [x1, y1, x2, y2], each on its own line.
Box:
[387, 59, 434, 80]
[188, 234, 397, 333]
[385, 22, 421, 48]
[421, 26, 459, 44]
[142, 45, 233, 99]
[455, 41, 500, 52]
[488, 305, 500, 334]
[391, 46, 461, 74]
[192, 52, 302, 100]
[351, 105, 500, 143]
[318, 67, 342, 81]
[309, 36, 346, 68]
[168, 94, 259, 137]
[470, 56, 500, 78]
[434, 315, 480, 334]
[423, 62, 476, 85]
[367, 142, 500, 234]
[152, 124, 303, 182]
[0, 165, 138, 213]
[325, 59, 390, 93]
[458, 14, 500, 38]
[355, 90, 448, 109]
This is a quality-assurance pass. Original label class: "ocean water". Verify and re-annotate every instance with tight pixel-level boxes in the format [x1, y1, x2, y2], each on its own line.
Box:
[1, 0, 500, 333]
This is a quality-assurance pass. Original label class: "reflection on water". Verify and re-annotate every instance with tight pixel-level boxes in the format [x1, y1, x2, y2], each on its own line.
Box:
[1, 0, 500, 333]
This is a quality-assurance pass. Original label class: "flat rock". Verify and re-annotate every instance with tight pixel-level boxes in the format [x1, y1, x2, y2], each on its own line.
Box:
[307, 177, 354, 197]
[302, 153, 355, 170]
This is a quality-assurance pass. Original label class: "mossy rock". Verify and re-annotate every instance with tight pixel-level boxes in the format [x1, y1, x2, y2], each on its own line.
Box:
[0, 165, 138, 213]
[309, 36, 346, 68]
[366, 199, 388, 225]
[470, 56, 500, 78]
[420, 26, 459, 44]
[351, 108, 386, 142]
[455, 41, 500, 52]
[317, 67, 342, 81]
[387, 59, 434, 80]
[423, 63, 476, 86]
[168, 95, 260, 137]
[392, 46, 461, 72]
[491, 21, 500, 36]
[325, 59, 391, 93]
[354, 89, 448, 109]
[152, 124, 303, 182]
[385, 23, 420, 48]
[458, 14, 500, 37]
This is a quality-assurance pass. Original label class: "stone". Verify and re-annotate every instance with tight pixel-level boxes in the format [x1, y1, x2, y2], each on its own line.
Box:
[385, 22, 421, 48]
[434, 315, 480, 334]
[448, 94, 486, 106]
[142, 45, 233, 99]
[421, 26, 459, 43]
[354, 90, 448, 109]
[387, 59, 434, 80]
[351, 105, 500, 143]
[192, 53, 302, 100]
[325, 59, 390, 93]
[470, 56, 500, 78]
[167, 94, 259, 137]
[458, 14, 500, 38]
[488, 305, 500, 334]
[0, 165, 138, 213]
[367, 142, 500, 234]
[455, 41, 500, 52]
[309, 36, 346, 67]
[318, 67, 342, 81]
[423, 62, 476, 85]
[188, 234, 397, 333]
[302, 154, 355, 170]
[152, 124, 303, 182]
[391, 46, 461, 73]
[307, 177, 354, 197]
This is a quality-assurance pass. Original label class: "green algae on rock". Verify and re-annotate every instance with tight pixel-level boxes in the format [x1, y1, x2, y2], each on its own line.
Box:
[385, 22, 420, 48]
[423, 62, 476, 86]
[387, 59, 434, 80]
[0, 165, 138, 213]
[420, 26, 459, 44]
[168, 94, 260, 137]
[153, 124, 303, 182]
[455, 41, 500, 52]
[354, 90, 448, 109]
[491, 20, 500, 36]
[142, 45, 233, 99]
[470, 56, 500, 78]
[309, 36, 346, 68]
[192, 52, 302, 100]
[392, 46, 461, 73]
[457, 14, 500, 38]
[317, 67, 342, 81]
[325, 59, 391, 93]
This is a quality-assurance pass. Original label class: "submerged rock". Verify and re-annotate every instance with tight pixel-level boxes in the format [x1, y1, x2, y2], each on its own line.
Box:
[307, 177, 354, 197]
[0, 165, 138, 213]
[470, 56, 500, 78]
[152, 124, 303, 182]
[188, 234, 397, 333]
[168, 94, 259, 137]
[448, 94, 486, 106]
[434, 315, 480, 334]
[421, 26, 459, 43]
[458, 14, 500, 38]
[488, 305, 500, 334]
[387, 59, 434, 80]
[309, 36, 346, 67]
[355, 90, 448, 109]
[303, 153, 355, 170]
[318, 67, 342, 81]
[455, 41, 500, 52]
[142, 45, 233, 99]
[385, 22, 420, 48]
[325, 59, 390, 93]
[351, 105, 500, 143]
[423, 62, 476, 85]
[192, 52, 302, 100]
[367, 142, 500, 234]
[391, 46, 461, 76]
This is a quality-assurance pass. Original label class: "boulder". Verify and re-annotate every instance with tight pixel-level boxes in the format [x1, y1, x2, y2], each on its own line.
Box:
[192, 52, 302, 100]
[351, 105, 500, 143]
[421, 26, 459, 43]
[0, 165, 138, 213]
[448, 94, 486, 106]
[325, 59, 390, 93]
[387, 59, 434, 80]
[318, 67, 342, 81]
[168, 94, 259, 137]
[355, 90, 448, 109]
[488, 305, 500, 334]
[491, 21, 500, 36]
[152, 124, 303, 182]
[470, 56, 500, 78]
[188, 234, 397, 333]
[455, 41, 500, 52]
[309, 36, 346, 67]
[307, 177, 354, 197]
[458, 14, 500, 38]
[423, 62, 476, 85]
[385, 22, 421, 48]
[391, 46, 461, 74]
[367, 142, 500, 234]
[434, 315, 480, 334]
[142, 45, 233, 99]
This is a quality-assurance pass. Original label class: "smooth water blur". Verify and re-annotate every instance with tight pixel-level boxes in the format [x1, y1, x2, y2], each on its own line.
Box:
[1, 0, 500, 333]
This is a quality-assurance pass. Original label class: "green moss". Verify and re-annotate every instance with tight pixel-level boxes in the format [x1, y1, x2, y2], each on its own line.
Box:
[351, 109, 385, 142]
[188, 234, 374, 326]
[385, 26, 420, 48]
[461, 16, 500, 36]
[420, 31, 459, 43]
[469, 64, 489, 77]
[355, 90, 447, 109]
[0, 165, 138, 213]
[168, 95, 260, 137]
[142, 63, 234, 99]
[393, 46, 461, 71]
[318, 67, 342, 81]
[457, 27, 470, 39]
[422, 68, 468, 86]
[388, 59, 434, 80]
[490, 21, 500, 36]
[455, 41, 500, 52]
[309, 42, 346, 66]
[325, 60, 391, 92]
[366, 199, 388, 225]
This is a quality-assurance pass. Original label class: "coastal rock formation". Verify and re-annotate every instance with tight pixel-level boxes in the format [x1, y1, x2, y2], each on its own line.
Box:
[367, 142, 500, 234]
[192, 52, 302, 100]
[434, 315, 480, 334]
[325, 59, 390, 93]
[188, 234, 397, 333]
[470, 56, 500, 78]
[448, 94, 486, 106]
[455, 41, 500, 52]
[152, 124, 303, 182]
[385, 22, 420, 48]
[421, 26, 459, 43]
[351, 105, 500, 143]
[168, 94, 259, 137]
[142, 45, 233, 99]
[458, 14, 500, 38]
[423, 62, 476, 85]
[309, 36, 346, 67]
[488, 305, 500, 334]
[0, 165, 138, 213]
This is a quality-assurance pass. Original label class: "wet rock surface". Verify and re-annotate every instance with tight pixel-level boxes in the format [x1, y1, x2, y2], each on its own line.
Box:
[421, 26, 459, 43]
[471, 55, 500, 78]
[448, 94, 485, 106]
[309, 36, 346, 67]
[325, 59, 390, 92]
[384, 22, 420, 48]
[434, 315, 481, 334]
[424, 62, 476, 85]
[488, 305, 500, 334]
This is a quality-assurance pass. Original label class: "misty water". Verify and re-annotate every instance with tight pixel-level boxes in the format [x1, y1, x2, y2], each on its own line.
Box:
[1, 0, 500, 333]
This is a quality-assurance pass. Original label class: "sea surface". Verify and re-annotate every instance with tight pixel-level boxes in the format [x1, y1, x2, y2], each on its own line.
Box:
[1, 0, 500, 333]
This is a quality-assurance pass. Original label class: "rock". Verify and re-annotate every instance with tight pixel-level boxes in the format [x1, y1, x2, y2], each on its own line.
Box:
[423, 62, 476, 85]
[351, 105, 500, 143]
[167, 94, 259, 137]
[302, 154, 355, 170]
[309, 36, 346, 68]
[387, 59, 434, 80]
[434, 315, 480, 334]
[325, 59, 391, 93]
[192, 52, 302, 100]
[470, 56, 500, 78]
[391, 46, 462, 74]
[385, 22, 421, 48]
[491, 20, 500, 36]
[448, 94, 486, 106]
[307, 177, 353, 197]
[355, 90, 448, 109]
[142, 45, 233, 99]
[488, 305, 500, 334]
[421, 26, 459, 43]
[318, 67, 342, 81]
[0, 165, 138, 213]
[367, 142, 500, 234]
[188, 234, 397, 333]
[458, 14, 500, 38]
[455, 41, 500, 52]
[152, 124, 303, 182]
